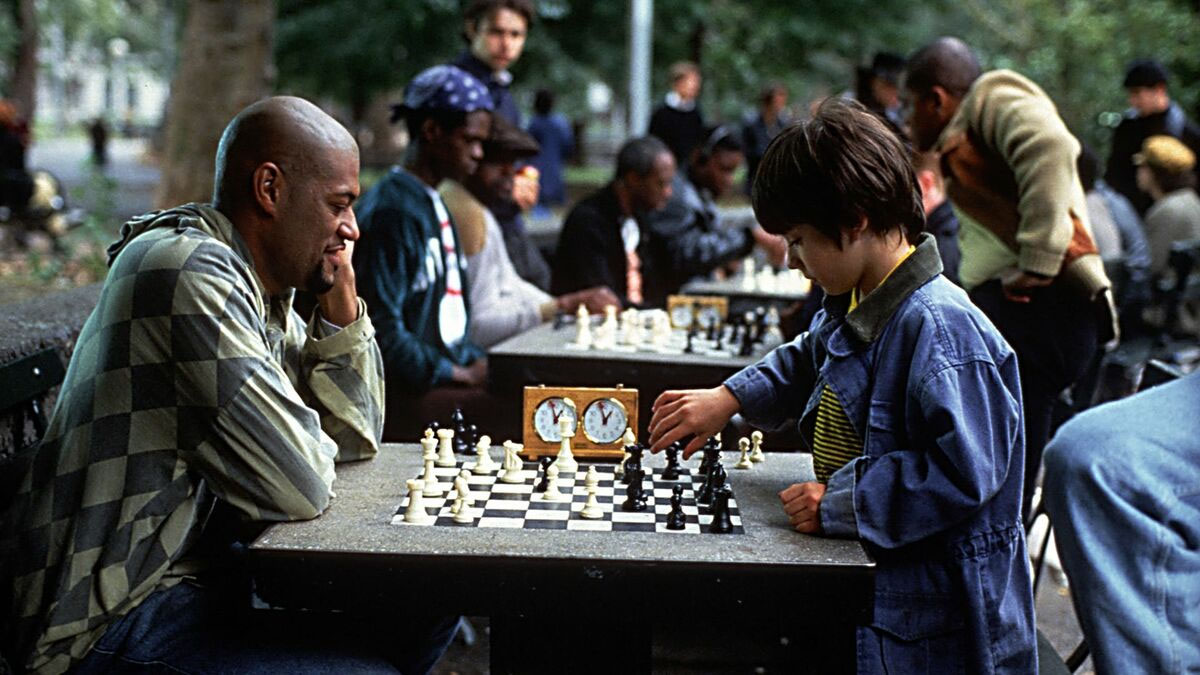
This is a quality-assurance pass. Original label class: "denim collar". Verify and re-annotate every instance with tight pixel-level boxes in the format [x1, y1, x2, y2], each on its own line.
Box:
[822, 232, 943, 346]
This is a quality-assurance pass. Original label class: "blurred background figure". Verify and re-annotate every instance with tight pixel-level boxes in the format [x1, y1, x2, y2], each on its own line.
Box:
[1106, 59, 1200, 215]
[0, 100, 33, 215]
[87, 117, 108, 168]
[912, 149, 961, 285]
[649, 61, 705, 165]
[1134, 134, 1200, 277]
[855, 51, 907, 138]
[526, 88, 574, 210]
[741, 83, 790, 195]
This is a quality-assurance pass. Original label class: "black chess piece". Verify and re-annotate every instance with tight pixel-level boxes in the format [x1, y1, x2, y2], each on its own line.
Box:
[713, 323, 724, 350]
[426, 420, 440, 433]
[684, 330, 695, 354]
[553, 311, 567, 330]
[697, 436, 719, 475]
[739, 324, 755, 357]
[534, 456, 553, 492]
[708, 484, 734, 533]
[666, 485, 687, 530]
[467, 423, 480, 447]
[622, 442, 644, 484]
[451, 408, 470, 454]
[622, 467, 648, 511]
[698, 458, 727, 511]
[662, 442, 683, 480]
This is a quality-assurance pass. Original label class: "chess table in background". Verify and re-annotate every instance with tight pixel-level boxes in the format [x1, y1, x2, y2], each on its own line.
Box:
[488, 321, 762, 440]
[392, 461, 745, 534]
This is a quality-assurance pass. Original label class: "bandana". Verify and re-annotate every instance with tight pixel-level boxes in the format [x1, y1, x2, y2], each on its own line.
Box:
[401, 65, 494, 114]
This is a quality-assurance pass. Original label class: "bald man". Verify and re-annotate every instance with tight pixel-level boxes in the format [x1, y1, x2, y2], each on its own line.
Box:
[1, 97, 455, 674]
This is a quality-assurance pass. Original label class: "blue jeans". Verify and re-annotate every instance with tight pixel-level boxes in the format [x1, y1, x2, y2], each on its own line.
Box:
[73, 581, 459, 674]
[1043, 372, 1200, 675]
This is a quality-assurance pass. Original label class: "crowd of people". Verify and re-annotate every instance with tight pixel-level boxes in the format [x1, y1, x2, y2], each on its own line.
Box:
[2, 0, 1199, 673]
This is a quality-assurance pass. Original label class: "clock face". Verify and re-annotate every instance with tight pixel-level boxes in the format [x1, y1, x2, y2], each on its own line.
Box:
[581, 398, 628, 444]
[669, 303, 693, 329]
[697, 305, 720, 328]
[532, 397, 577, 442]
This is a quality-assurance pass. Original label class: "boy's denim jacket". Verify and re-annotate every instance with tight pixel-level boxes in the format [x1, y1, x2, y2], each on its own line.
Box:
[725, 234, 1037, 673]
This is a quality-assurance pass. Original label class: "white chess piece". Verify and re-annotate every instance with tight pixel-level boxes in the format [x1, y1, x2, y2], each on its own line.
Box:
[579, 485, 603, 519]
[540, 463, 567, 501]
[742, 257, 757, 290]
[473, 434, 496, 474]
[574, 304, 593, 348]
[595, 304, 618, 348]
[451, 469, 472, 506]
[734, 437, 753, 469]
[452, 492, 475, 523]
[421, 454, 445, 496]
[650, 313, 670, 348]
[420, 428, 437, 460]
[500, 440, 525, 483]
[750, 430, 766, 462]
[404, 479, 435, 524]
[554, 415, 578, 473]
[584, 465, 599, 489]
[435, 428, 457, 467]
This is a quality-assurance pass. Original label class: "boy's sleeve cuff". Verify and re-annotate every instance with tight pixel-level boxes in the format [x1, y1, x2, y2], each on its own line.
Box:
[820, 457, 862, 539]
[723, 367, 774, 419]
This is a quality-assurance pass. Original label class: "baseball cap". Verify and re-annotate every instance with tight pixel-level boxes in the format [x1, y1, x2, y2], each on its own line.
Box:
[1133, 135, 1196, 174]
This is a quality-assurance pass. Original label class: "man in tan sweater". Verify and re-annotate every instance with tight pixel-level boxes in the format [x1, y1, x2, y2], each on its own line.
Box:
[905, 37, 1114, 520]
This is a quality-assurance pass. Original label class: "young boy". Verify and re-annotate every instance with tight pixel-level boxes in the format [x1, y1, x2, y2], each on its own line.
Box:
[648, 99, 1036, 673]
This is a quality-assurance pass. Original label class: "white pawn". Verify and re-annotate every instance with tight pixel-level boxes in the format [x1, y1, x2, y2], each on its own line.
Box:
[540, 463, 567, 501]
[435, 428, 457, 467]
[750, 430, 766, 462]
[584, 465, 600, 490]
[554, 415, 578, 473]
[579, 485, 603, 519]
[421, 453, 445, 496]
[742, 257, 757, 289]
[452, 492, 475, 524]
[574, 304, 593, 348]
[500, 440, 525, 484]
[473, 434, 496, 474]
[595, 304, 618, 349]
[404, 479, 435, 524]
[734, 437, 753, 469]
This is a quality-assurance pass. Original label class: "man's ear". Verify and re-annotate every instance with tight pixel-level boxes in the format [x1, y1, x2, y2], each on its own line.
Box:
[252, 162, 283, 216]
[916, 169, 937, 196]
[420, 117, 442, 145]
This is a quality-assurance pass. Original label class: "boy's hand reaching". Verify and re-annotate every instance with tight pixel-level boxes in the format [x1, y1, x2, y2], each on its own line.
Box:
[779, 482, 826, 533]
[648, 386, 741, 457]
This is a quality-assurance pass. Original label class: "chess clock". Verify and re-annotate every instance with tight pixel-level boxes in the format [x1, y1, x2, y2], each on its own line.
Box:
[522, 384, 638, 460]
[666, 294, 729, 330]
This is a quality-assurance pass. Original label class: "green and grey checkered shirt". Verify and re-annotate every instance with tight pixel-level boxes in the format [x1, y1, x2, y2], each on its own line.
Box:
[2, 204, 384, 674]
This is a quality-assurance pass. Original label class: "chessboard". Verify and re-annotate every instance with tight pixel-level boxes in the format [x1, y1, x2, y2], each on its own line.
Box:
[561, 306, 782, 358]
[391, 460, 745, 534]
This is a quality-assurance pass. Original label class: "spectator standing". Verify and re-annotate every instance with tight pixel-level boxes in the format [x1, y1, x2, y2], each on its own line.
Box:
[741, 83, 790, 194]
[1105, 59, 1200, 215]
[1135, 134, 1200, 276]
[905, 37, 1114, 520]
[648, 61, 706, 165]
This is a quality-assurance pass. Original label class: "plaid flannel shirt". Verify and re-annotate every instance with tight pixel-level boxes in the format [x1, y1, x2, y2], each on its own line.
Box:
[2, 204, 384, 673]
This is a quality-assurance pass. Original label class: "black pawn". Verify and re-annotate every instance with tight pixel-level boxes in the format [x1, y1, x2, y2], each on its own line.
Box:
[534, 456, 553, 492]
[683, 330, 695, 354]
[708, 485, 734, 533]
[622, 467, 648, 511]
[666, 485, 687, 530]
[467, 423, 480, 447]
[662, 442, 682, 480]
[739, 325, 755, 357]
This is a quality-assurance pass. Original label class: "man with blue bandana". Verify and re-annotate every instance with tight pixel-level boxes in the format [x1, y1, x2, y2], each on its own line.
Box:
[354, 65, 501, 439]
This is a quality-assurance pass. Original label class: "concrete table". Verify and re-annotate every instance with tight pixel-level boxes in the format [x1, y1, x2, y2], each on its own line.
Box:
[249, 444, 874, 673]
[487, 320, 769, 441]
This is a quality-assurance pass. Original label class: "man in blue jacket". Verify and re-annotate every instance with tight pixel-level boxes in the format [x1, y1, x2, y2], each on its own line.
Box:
[648, 99, 1036, 673]
[354, 65, 495, 439]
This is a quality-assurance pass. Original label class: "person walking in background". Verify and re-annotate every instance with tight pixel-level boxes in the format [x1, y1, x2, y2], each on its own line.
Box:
[1105, 59, 1200, 215]
[741, 83, 790, 194]
[527, 89, 574, 209]
[1134, 134, 1200, 277]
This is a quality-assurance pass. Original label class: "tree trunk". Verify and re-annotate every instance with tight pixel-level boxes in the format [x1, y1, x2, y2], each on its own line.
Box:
[155, 0, 275, 208]
[8, 0, 38, 124]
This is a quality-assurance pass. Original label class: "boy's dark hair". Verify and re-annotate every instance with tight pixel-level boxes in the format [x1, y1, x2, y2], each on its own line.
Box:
[616, 136, 670, 180]
[1148, 163, 1197, 193]
[1123, 59, 1169, 89]
[905, 37, 981, 99]
[463, 0, 534, 39]
[534, 89, 555, 116]
[751, 98, 924, 245]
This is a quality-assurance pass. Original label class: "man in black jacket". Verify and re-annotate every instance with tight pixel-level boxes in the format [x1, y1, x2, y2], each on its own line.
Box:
[552, 136, 676, 307]
[1106, 59, 1200, 215]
